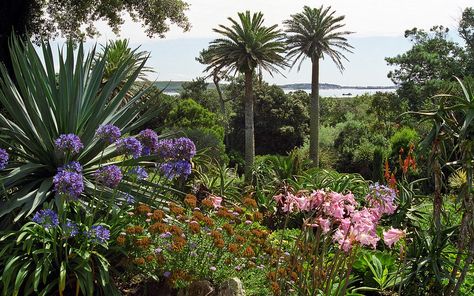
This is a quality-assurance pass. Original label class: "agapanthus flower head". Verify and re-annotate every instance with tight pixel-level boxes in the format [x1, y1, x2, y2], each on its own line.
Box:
[160, 160, 192, 179]
[94, 165, 122, 188]
[54, 134, 83, 154]
[0, 148, 9, 170]
[115, 137, 142, 158]
[87, 225, 110, 244]
[53, 170, 84, 199]
[119, 192, 135, 204]
[63, 220, 79, 238]
[32, 209, 59, 229]
[157, 137, 196, 161]
[173, 137, 196, 160]
[95, 124, 121, 144]
[128, 166, 148, 180]
[58, 161, 82, 173]
[383, 228, 406, 248]
[137, 129, 159, 156]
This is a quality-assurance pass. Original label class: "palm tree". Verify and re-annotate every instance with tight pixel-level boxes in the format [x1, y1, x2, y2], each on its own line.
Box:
[284, 6, 353, 167]
[204, 11, 287, 182]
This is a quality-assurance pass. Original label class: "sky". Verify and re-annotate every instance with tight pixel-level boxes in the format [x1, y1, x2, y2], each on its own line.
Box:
[80, 0, 473, 86]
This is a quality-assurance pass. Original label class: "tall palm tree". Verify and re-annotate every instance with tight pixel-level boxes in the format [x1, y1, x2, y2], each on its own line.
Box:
[284, 6, 353, 167]
[205, 11, 287, 182]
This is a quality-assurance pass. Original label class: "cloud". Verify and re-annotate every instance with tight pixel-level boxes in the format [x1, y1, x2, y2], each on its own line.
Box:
[87, 0, 472, 42]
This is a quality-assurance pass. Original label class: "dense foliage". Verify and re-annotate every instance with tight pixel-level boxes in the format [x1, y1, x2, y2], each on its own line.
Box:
[1, 4, 474, 296]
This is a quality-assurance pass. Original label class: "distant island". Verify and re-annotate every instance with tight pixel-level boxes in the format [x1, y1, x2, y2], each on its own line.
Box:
[280, 83, 397, 90]
[154, 81, 397, 93]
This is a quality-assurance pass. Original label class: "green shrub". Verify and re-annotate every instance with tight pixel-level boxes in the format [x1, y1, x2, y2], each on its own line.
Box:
[389, 127, 420, 156]
[0, 37, 165, 224]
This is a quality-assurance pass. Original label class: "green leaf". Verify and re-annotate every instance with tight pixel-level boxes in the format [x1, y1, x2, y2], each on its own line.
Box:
[59, 261, 66, 294]
[13, 261, 31, 296]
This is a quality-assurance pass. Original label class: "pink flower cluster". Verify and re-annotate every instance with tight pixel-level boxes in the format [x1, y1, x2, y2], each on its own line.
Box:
[274, 186, 403, 252]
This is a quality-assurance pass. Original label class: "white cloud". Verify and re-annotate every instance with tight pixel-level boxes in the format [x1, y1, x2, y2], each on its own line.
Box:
[89, 0, 473, 42]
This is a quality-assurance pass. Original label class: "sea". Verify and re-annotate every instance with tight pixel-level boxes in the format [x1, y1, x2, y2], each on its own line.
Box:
[163, 87, 396, 98]
[281, 87, 396, 97]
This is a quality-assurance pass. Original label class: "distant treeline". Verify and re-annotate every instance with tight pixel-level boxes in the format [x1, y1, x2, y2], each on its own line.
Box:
[154, 81, 397, 92]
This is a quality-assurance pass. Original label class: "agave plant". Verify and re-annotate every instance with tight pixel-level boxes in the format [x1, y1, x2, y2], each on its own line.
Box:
[0, 36, 167, 225]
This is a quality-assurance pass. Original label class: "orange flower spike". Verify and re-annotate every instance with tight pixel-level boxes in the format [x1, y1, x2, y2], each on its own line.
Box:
[202, 216, 214, 227]
[403, 158, 409, 174]
[152, 209, 164, 221]
[390, 173, 397, 189]
[117, 235, 126, 245]
[133, 257, 145, 265]
[228, 243, 239, 254]
[242, 246, 255, 257]
[243, 197, 258, 209]
[184, 194, 197, 208]
[201, 198, 214, 208]
[384, 159, 391, 182]
[188, 221, 200, 234]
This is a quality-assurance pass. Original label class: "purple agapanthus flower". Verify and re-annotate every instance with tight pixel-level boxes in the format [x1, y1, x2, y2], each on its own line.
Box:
[115, 137, 142, 158]
[94, 165, 123, 188]
[53, 170, 84, 199]
[157, 137, 196, 161]
[128, 166, 148, 180]
[63, 220, 79, 238]
[54, 134, 83, 154]
[32, 209, 59, 229]
[58, 161, 82, 173]
[137, 129, 159, 156]
[0, 148, 9, 170]
[95, 124, 121, 144]
[87, 225, 110, 244]
[160, 160, 192, 179]
[173, 137, 196, 160]
[123, 193, 135, 204]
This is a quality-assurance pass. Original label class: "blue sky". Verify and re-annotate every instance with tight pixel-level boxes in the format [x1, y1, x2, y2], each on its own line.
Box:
[77, 0, 472, 86]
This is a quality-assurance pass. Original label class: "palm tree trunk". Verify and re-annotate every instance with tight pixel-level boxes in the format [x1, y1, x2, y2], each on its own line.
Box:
[310, 58, 320, 167]
[244, 70, 255, 183]
[213, 74, 225, 116]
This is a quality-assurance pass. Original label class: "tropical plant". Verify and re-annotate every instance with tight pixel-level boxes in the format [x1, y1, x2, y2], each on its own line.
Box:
[98, 39, 151, 83]
[284, 5, 353, 167]
[0, 36, 166, 225]
[411, 77, 474, 295]
[0, 199, 121, 296]
[204, 11, 287, 182]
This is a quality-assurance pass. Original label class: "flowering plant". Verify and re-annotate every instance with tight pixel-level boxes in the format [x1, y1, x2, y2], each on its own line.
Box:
[117, 195, 271, 293]
[0, 37, 167, 223]
[268, 183, 404, 295]
[0, 200, 116, 296]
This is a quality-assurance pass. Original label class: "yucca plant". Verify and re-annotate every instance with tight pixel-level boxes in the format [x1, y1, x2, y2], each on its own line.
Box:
[0, 36, 168, 225]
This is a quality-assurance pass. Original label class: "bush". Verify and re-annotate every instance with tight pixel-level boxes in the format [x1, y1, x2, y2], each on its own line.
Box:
[165, 99, 227, 163]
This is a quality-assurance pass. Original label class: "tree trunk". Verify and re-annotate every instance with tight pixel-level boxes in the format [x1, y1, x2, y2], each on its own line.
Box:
[433, 155, 442, 232]
[244, 70, 255, 183]
[213, 73, 225, 117]
[309, 58, 320, 167]
[213, 73, 229, 147]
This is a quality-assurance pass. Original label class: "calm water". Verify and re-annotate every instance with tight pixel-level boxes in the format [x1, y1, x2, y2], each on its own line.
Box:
[282, 88, 396, 97]
[164, 88, 396, 97]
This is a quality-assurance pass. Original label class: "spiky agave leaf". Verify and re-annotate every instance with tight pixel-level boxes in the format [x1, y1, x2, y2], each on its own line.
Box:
[0, 36, 172, 223]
